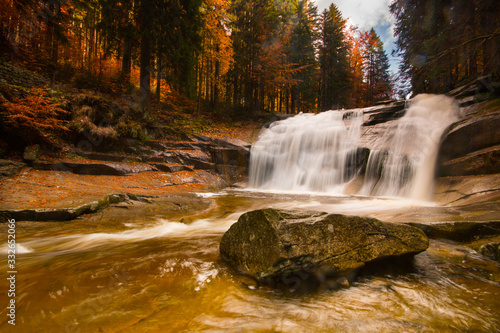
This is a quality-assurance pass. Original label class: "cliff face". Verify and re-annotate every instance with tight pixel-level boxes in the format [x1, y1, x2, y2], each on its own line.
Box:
[437, 100, 500, 177]
[434, 76, 500, 206]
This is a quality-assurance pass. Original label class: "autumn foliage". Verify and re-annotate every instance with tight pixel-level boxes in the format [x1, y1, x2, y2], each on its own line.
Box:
[1, 0, 396, 118]
[0, 86, 69, 148]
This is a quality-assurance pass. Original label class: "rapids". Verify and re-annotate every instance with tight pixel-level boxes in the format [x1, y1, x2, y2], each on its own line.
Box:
[1, 191, 499, 332]
[2, 94, 499, 332]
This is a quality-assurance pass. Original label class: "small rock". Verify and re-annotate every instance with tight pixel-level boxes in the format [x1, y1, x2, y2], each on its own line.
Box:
[23, 144, 41, 162]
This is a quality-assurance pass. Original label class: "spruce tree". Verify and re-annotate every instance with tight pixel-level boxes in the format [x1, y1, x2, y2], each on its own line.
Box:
[319, 4, 351, 111]
[286, 0, 319, 113]
[362, 29, 392, 104]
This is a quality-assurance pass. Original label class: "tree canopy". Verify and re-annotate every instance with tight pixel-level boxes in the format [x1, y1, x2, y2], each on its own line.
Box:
[391, 0, 500, 95]
[1, 0, 397, 115]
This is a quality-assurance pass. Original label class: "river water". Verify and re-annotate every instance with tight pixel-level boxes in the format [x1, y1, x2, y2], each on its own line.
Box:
[2, 191, 499, 332]
[2, 94, 499, 331]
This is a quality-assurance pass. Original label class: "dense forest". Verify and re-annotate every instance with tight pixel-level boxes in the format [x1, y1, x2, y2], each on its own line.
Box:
[391, 0, 500, 95]
[0, 0, 396, 116]
[0, 0, 499, 118]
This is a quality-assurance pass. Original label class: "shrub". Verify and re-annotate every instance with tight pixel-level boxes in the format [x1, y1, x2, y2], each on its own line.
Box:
[0, 85, 69, 148]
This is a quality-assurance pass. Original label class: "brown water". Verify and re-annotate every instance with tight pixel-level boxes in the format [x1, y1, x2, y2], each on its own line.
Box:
[1, 191, 500, 332]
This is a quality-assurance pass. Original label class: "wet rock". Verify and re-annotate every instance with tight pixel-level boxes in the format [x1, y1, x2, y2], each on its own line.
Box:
[0, 193, 126, 221]
[193, 136, 250, 185]
[480, 242, 500, 261]
[178, 150, 214, 170]
[437, 111, 500, 177]
[216, 164, 247, 185]
[212, 147, 250, 185]
[212, 147, 249, 167]
[407, 221, 500, 242]
[192, 134, 251, 150]
[193, 170, 228, 190]
[150, 163, 193, 173]
[439, 145, 500, 177]
[433, 174, 500, 206]
[33, 161, 155, 175]
[220, 208, 429, 286]
[141, 153, 182, 164]
[363, 100, 407, 126]
[344, 147, 370, 180]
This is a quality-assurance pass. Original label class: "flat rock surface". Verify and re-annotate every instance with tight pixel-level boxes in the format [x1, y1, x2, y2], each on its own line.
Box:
[0, 168, 225, 210]
[433, 173, 500, 206]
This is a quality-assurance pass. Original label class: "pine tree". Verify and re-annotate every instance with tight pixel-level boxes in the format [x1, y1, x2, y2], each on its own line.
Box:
[139, 0, 153, 116]
[97, 0, 137, 81]
[228, 0, 289, 115]
[319, 4, 351, 111]
[391, 0, 500, 94]
[362, 29, 392, 105]
[286, 0, 319, 113]
[197, 0, 233, 111]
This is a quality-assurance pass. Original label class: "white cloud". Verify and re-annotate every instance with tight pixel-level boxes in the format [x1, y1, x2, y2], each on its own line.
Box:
[314, 0, 394, 31]
[314, 0, 399, 73]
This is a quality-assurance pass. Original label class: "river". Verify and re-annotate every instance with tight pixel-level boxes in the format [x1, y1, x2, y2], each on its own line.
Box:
[2, 190, 499, 332]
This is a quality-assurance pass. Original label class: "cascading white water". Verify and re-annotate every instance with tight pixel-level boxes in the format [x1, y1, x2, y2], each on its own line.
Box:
[248, 109, 364, 193]
[361, 94, 460, 200]
[248, 94, 460, 200]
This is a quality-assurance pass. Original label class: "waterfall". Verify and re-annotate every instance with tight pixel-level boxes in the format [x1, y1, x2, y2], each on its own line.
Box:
[248, 94, 460, 200]
[248, 110, 364, 193]
[361, 94, 459, 200]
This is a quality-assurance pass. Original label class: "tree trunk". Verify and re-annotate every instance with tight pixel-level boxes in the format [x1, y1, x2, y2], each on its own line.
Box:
[139, 0, 152, 117]
[121, 30, 132, 81]
[213, 46, 220, 109]
[156, 53, 161, 106]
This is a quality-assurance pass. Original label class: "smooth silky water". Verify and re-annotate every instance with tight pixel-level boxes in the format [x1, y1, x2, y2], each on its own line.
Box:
[2, 94, 500, 332]
[1, 192, 500, 332]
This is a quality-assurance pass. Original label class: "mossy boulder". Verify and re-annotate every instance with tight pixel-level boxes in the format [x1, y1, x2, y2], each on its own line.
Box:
[220, 208, 429, 286]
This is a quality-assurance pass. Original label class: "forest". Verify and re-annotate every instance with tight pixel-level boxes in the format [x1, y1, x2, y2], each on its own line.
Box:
[0, 0, 499, 142]
[0, 0, 395, 117]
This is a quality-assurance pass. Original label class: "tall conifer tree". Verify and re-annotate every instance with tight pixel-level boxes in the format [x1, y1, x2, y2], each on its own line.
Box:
[319, 4, 351, 111]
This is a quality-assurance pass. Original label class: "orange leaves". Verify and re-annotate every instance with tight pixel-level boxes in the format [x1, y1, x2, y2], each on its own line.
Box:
[0, 86, 70, 147]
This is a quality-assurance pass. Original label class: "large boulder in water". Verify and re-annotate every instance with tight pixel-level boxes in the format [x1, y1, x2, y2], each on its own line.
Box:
[220, 208, 429, 287]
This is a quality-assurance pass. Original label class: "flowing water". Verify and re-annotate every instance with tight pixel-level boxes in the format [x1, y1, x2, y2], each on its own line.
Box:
[2, 94, 499, 332]
[1, 191, 500, 332]
[249, 94, 460, 200]
[361, 94, 460, 200]
[248, 109, 364, 193]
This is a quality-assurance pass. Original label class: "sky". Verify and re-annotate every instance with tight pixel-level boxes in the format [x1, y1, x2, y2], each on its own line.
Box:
[314, 0, 400, 75]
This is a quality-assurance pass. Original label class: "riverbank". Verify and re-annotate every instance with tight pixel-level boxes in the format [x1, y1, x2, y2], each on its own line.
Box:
[0, 121, 260, 220]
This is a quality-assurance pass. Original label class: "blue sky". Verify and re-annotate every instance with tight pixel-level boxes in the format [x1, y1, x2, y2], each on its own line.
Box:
[314, 0, 400, 75]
